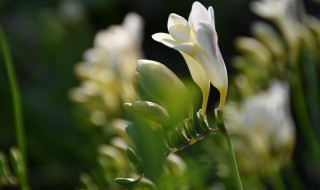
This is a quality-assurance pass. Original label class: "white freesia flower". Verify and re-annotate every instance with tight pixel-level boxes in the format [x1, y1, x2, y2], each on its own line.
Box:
[224, 80, 295, 175]
[70, 13, 144, 123]
[152, 1, 228, 111]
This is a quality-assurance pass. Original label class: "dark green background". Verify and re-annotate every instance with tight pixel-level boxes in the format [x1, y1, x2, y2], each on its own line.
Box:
[0, 0, 319, 189]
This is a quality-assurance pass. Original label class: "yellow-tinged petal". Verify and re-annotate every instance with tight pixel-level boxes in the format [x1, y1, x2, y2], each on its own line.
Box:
[152, 33, 174, 42]
[181, 52, 210, 113]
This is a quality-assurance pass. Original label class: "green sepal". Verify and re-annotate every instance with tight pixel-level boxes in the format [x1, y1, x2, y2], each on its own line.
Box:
[0, 152, 9, 180]
[166, 130, 180, 149]
[197, 110, 210, 132]
[214, 108, 227, 135]
[175, 128, 189, 145]
[183, 118, 198, 139]
[126, 147, 145, 173]
[9, 148, 22, 181]
[114, 177, 141, 185]
[138, 178, 157, 189]
[176, 123, 189, 144]
[126, 147, 142, 166]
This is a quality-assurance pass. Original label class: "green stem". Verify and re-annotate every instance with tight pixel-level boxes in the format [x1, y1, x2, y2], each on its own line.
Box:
[291, 71, 320, 157]
[0, 27, 29, 190]
[215, 109, 243, 190]
[287, 38, 320, 158]
[269, 166, 285, 190]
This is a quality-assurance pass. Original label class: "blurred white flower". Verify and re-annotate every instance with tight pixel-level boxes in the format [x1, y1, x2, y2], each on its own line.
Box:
[152, 1, 228, 111]
[70, 13, 144, 123]
[250, 0, 300, 48]
[225, 80, 295, 175]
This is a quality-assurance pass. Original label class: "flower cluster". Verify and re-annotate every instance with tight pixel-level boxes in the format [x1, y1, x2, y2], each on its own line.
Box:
[70, 13, 144, 125]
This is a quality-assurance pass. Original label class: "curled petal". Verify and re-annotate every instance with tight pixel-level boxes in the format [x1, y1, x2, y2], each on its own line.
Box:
[168, 14, 188, 30]
[168, 14, 192, 42]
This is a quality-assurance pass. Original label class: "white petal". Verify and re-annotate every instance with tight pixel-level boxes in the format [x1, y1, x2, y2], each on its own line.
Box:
[168, 13, 188, 31]
[188, 1, 211, 28]
[196, 22, 217, 55]
[159, 38, 178, 48]
[152, 33, 174, 42]
[196, 22, 227, 92]
[160, 38, 198, 52]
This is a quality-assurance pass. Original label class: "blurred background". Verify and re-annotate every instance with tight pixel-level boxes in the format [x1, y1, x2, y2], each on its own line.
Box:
[1, 0, 320, 189]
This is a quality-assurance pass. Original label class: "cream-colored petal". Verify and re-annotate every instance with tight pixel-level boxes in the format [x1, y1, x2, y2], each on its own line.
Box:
[152, 32, 174, 42]
[181, 52, 210, 113]
[180, 52, 210, 92]
[160, 38, 198, 52]
[168, 24, 192, 42]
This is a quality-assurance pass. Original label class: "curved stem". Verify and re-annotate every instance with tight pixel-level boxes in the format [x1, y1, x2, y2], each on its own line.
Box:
[215, 109, 243, 190]
[0, 27, 29, 190]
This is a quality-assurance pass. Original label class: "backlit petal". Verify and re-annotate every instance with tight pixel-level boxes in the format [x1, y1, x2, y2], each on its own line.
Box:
[168, 24, 192, 42]
[188, 2, 211, 28]
[152, 33, 174, 43]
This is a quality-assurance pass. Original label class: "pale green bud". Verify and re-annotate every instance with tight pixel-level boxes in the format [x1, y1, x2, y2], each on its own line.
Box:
[136, 59, 192, 126]
[124, 101, 170, 126]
